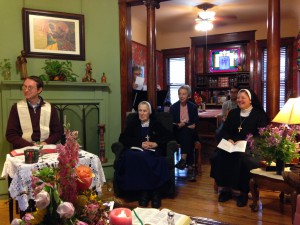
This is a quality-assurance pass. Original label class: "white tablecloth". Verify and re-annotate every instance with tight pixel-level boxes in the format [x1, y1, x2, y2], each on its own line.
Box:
[1, 150, 106, 211]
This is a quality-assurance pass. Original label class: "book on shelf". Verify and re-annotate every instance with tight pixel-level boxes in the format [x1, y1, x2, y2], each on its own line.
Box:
[132, 207, 191, 225]
[217, 138, 246, 153]
[130, 146, 156, 152]
[10, 144, 57, 157]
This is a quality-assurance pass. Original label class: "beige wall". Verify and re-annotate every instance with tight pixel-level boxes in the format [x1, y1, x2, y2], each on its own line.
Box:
[132, 11, 299, 50]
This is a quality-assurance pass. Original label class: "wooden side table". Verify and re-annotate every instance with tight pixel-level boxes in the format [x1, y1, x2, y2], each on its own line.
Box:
[249, 168, 298, 223]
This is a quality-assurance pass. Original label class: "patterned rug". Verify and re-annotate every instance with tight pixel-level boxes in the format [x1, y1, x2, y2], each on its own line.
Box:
[190, 217, 230, 225]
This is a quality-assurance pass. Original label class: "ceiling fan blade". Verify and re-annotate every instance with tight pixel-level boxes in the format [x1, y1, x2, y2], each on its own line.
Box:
[215, 14, 238, 21]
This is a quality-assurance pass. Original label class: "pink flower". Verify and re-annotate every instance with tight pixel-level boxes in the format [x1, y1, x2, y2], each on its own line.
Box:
[35, 190, 50, 209]
[23, 213, 34, 221]
[57, 202, 75, 219]
[11, 219, 22, 225]
[86, 203, 99, 220]
[75, 221, 88, 225]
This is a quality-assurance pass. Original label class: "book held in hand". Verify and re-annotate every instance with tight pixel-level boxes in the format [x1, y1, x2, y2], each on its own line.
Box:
[130, 146, 156, 152]
[217, 138, 247, 153]
[132, 207, 191, 225]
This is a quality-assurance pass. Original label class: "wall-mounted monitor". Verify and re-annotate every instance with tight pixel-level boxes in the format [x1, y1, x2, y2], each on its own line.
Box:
[209, 47, 240, 73]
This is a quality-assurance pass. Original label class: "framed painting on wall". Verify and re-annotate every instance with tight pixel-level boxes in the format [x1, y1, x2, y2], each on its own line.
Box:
[22, 8, 85, 60]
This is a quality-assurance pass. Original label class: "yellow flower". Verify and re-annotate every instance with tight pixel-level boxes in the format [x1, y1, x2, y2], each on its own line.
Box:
[29, 208, 47, 225]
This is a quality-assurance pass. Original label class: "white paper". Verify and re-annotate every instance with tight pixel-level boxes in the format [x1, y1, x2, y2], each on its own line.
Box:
[135, 76, 144, 90]
[217, 138, 247, 153]
[131, 146, 155, 152]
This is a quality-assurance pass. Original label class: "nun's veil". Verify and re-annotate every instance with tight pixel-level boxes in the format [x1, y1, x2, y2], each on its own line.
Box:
[249, 89, 265, 111]
[239, 89, 265, 112]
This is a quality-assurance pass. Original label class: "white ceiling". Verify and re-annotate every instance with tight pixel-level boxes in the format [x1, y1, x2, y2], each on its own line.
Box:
[132, 0, 300, 33]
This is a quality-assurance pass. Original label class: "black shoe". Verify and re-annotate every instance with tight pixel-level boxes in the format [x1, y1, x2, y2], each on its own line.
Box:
[218, 191, 232, 202]
[151, 192, 161, 208]
[139, 191, 150, 207]
[187, 168, 196, 182]
[175, 159, 187, 170]
[236, 194, 248, 207]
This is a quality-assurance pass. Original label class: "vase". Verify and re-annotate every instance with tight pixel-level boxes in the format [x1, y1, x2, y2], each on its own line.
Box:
[276, 159, 285, 175]
[2, 70, 11, 80]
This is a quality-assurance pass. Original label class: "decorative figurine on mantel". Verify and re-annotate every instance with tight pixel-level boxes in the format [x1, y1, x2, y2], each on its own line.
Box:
[16, 50, 28, 80]
[82, 62, 96, 82]
[101, 72, 107, 83]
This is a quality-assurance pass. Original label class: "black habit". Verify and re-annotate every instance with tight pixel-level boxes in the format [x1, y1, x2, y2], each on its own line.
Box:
[210, 107, 268, 193]
[115, 114, 173, 191]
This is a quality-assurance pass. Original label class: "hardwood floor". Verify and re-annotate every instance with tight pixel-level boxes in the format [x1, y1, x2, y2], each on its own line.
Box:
[0, 163, 293, 225]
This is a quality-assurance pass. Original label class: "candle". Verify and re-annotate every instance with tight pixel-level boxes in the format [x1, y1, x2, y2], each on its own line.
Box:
[109, 208, 132, 225]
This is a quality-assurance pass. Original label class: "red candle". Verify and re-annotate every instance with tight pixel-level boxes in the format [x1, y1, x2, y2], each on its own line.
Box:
[109, 208, 132, 225]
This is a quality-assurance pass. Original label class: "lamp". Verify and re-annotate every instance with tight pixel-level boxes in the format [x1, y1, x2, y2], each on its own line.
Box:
[195, 10, 215, 32]
[198, 11, 216, 20]
[195, 20, 214, 31]
[272, 97, 300, 124]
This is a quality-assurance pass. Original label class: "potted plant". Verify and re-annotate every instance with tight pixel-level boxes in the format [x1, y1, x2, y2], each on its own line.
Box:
[247, 124, 300, 174]
[0, 58, 12, 80]
[40, 59, 78, 81]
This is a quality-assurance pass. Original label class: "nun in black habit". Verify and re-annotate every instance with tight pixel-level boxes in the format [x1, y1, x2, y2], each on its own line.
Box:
[114, 101, 173, 208]
[210, 89, 268, 207]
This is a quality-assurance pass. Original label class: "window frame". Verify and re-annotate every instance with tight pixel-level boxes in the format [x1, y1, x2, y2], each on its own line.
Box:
[161, 47, 190, 103]
[256, 37, 294, 109]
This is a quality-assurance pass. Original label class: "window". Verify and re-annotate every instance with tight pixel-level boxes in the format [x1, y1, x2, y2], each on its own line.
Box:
[162, 47, 190, 105]
[168, 57, 186, 104]
[262, 47, 288, 111]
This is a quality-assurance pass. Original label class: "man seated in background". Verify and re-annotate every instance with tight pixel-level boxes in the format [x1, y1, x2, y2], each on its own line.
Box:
[216, 86, 239, 143]
[6, 76, 62, 149]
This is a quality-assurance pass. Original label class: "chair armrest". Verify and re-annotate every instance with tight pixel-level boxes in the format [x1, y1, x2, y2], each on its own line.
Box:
[111, 142, 124, 161]
[166, 140, 178, 157]
[166, 140, 178, 168]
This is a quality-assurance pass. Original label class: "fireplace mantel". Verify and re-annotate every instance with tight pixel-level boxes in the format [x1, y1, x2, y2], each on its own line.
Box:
[0, 80, 110, 164]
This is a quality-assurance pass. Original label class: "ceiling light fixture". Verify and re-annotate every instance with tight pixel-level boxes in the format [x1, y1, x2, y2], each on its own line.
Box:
[195, 2, 216, 32]
[195, 20, 214, 31]
[195, 10, 215, 31]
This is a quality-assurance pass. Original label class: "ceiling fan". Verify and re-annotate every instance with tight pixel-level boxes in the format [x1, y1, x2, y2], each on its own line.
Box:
[195, 3, 216, 31]
[195, 2, 237, 31]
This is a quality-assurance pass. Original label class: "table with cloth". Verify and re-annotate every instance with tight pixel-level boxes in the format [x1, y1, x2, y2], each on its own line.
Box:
[1, 149, 106, 214]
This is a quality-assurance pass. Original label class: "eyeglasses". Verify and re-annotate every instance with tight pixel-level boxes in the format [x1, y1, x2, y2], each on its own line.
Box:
[22, 85, 36, 91]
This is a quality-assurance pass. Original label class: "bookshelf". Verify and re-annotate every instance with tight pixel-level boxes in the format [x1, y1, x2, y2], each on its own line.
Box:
[191, 30, 255, 108]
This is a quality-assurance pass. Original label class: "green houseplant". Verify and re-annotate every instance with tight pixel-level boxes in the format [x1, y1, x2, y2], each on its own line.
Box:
[40, 59, 78, 81]
[0, 58, 12, 80]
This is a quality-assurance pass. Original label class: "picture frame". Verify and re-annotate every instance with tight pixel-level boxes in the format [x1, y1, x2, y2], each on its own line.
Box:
[22, 8, 85, 60]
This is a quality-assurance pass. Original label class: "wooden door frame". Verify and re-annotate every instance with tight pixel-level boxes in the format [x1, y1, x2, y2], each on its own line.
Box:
[118, 0, 169, 130]
[161, 47, 190, 90]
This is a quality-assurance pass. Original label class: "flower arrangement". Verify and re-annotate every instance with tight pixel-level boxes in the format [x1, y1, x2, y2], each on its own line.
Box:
[11, 128, 110, 225]
[246, 124, 300, 165]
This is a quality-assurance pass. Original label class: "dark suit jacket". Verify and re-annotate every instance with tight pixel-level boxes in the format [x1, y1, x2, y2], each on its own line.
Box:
[169, 100, 199, 126]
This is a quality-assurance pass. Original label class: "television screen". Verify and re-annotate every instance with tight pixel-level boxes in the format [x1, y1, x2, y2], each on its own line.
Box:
[209, 48, 240, 73]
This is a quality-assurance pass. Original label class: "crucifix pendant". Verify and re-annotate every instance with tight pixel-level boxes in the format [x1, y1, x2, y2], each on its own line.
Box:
[145, 135, 150, 141]
[238, 126, 242, 133]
